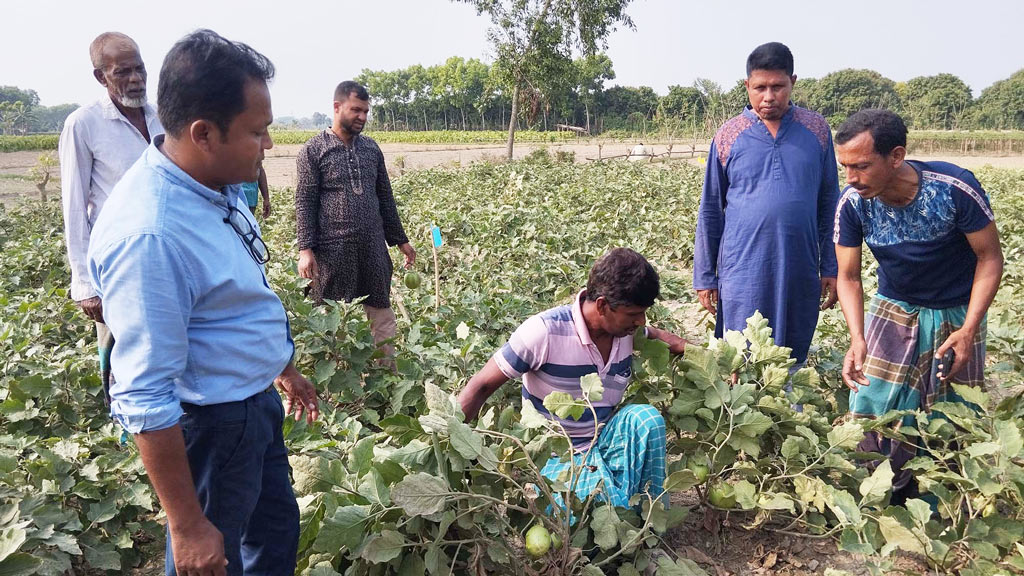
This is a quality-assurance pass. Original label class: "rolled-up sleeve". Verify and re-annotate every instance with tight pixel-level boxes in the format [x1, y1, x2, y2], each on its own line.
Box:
[90, 234, 194, 433]
[59, 116, 98, 301]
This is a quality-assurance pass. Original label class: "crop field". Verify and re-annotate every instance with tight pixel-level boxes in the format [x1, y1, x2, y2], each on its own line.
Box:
[3, 130, 1024, 155]
[2, 157, 1024, 575]
[0, 131, 575, 153]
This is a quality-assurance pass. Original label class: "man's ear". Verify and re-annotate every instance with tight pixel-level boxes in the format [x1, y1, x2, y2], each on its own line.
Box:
[93, 68, 108, 87]
[595, 296, 610, 315]
[188, 119, 216, 152]
[890, 145, 908, 168]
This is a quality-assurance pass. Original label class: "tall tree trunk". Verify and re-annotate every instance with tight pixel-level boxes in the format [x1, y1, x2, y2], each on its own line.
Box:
[461, 108, 467, 130]
[585, 102, 591, 134]
[506, 84, 520, 160]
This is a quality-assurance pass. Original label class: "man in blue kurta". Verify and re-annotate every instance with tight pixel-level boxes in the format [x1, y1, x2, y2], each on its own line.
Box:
[694, 42, 839, 364]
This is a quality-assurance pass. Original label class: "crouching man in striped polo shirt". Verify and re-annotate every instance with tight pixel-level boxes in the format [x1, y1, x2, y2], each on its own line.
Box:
[458, 248, 688, 508]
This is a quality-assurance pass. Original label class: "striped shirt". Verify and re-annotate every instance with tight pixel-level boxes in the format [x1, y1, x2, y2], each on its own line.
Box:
[494, 291, 639, 450]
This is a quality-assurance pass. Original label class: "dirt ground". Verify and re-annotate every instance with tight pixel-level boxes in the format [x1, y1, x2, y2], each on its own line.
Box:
[3, 141, 1024, 206]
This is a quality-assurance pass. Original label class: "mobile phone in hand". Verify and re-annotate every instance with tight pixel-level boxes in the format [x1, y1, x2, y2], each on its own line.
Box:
[938, 349, 955, 378]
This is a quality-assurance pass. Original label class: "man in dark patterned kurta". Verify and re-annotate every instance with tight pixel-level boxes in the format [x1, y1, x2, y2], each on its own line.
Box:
[296, 81, 415, 356]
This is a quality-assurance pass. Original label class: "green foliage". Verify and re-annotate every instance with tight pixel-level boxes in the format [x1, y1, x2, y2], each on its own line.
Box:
[801, 69, 901, 127]
[898, 73, 973, 130]
[0, 86, 76, 136]
[970, 68, 1024, 130]
[3, 162, 1024, 574]
[457, 0, 634, 155]
[0, 200, 159, 574]
[267, 129, 573, 145]
[0, 134, 59, 153]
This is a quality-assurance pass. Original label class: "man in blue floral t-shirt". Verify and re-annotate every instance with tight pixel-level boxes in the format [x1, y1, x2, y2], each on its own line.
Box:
[832, 109, 1003, 498]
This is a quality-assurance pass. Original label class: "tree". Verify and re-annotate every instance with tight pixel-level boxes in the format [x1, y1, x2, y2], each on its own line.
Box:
[808, 69, 901, 127]
[598, 85, 657, 131]
[723, 79, 748, 115]
[0, 100, 34, 135]
[692, 79, 730, 138]
[31, 104, 79, 133]
[574, 53, 615, 132]
[0, 86, 40, 108]
[897, 73, 972, 129]
[0, 86, 42, 135]
[970, 69, 1024, 130]
[457, 0, 635, 158]
[311, 112, 330, 128]
[791, 77, 819, 111]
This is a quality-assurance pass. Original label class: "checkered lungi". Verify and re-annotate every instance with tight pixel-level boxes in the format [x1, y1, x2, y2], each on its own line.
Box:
[541, 403, 667, 509]
[851, 294, 985, 489]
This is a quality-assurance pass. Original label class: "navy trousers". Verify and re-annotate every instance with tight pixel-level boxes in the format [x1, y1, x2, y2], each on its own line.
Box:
[166, 387, 299, 576]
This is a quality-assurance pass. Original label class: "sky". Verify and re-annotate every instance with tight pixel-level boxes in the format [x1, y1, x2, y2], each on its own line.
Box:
[2, 0, 1022, 118]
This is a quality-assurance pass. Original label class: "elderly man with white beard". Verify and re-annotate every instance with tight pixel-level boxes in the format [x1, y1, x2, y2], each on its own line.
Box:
[59, 32, 163, 404]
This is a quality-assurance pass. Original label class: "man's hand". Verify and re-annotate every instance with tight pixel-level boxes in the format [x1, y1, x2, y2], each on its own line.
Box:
[935, 327, 976, 381]
[696, 288, 718, 316]
[298, 249, 318, 280]
[646, 326, 690, 355]
[820, 277, 838, 310]
[170, 516, 228, 576]
[77, 296, 104, 322]
[842, 338, 870, 392]
[398, 243, 415, 269]
[275, 363, 319, 425]
[262, 199, 271, 219]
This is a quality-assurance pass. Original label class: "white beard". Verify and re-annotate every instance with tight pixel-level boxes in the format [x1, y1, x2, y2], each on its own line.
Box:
[117, 94, 147, 108]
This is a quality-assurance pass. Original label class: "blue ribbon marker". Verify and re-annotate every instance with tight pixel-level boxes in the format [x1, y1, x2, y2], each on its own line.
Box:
[431, 225, 443, 248]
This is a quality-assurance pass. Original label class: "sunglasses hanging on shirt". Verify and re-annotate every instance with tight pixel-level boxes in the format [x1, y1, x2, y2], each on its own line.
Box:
[223, 205, 270, 265]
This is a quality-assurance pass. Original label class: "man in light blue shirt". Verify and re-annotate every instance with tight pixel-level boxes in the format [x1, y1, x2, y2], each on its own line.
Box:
[88, 30, 317, 576]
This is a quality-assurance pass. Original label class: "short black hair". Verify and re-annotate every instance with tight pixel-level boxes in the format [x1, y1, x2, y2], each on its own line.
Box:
[835, 109, 908, 156]
[334, 81, 369, 102]
[585, 248, 660, 308]
[158, 29, 275, 138]
[746, 42, 794, 77]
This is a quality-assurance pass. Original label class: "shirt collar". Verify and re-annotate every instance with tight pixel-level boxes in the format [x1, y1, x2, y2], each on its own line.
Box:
[100, 95, 157, 122]
[571, 289, 595, 346]
[147, 134, 239, 209]
[743, 102, 796, 123]
[325, 128, 360, 150]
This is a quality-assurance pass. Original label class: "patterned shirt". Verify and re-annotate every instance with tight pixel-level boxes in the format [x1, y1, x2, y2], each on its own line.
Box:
[834, 160, 994, 308]
[494, 291, 639, 450]
[693, 104, 840, 363]
[295, 130, 408, 250]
